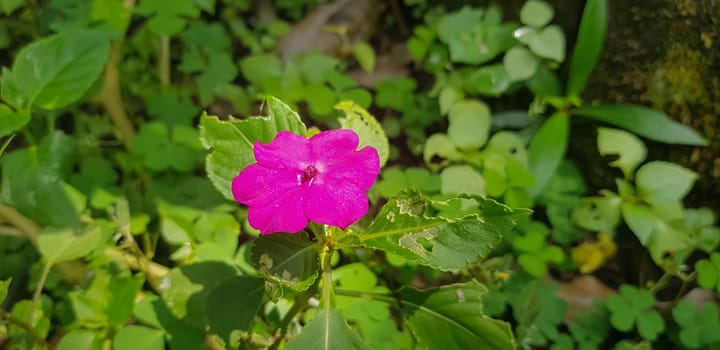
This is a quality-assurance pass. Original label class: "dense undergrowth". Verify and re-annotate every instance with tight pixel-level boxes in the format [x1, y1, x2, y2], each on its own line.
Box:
[0, 0, 718, 349]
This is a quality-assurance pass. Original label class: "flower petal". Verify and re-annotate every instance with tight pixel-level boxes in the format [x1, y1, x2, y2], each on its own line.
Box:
[309, 129, 360, 167]
[232, 164, 301, 208]
[317, 146, 380, 191]
[254, 131, 311, 170]
[305, 183, 369, 229]
[248, 196, 309, 234]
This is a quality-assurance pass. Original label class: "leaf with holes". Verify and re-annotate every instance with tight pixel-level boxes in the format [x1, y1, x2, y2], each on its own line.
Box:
[360, 190, 528, 270]
[251, 232, 319, 291]
[336, 100, 389, 167]
[200, 97, 307, 200]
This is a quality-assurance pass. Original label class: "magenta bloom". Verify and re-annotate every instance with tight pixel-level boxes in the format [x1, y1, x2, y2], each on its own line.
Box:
[232, 129, 380, 234]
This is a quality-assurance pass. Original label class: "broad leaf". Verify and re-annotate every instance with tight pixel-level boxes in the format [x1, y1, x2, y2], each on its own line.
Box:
[621, 203, 657, 245]
[113, 326, 164, 350]
[567, 0, 607, 96]
[398, 281, 515, 349]
[286, 307, 369, 350]
[206, 276, 264, 344]
[159, 261, 238, 327]
[574, 104, 707, 145]
[1, 29, 110, 110]
[519, 0, 554, 28]
[0, 131, 84, 226]
[199, 97, 307, 200]
[336, 100, 389, 167]
[252, 232, 319, 291]
[361, 190, 528, 270]
[597, 127, 647, 178]
[57, 330, 101, 350]
[38, 225, 102, 263]
[636, 161, 697, 205]
[572, 195, 621, 232]
[0, 103, 30, 138]
[503, 46, 539, 82]
[528, 112, 569, 195]
[447, 99, 491, 150]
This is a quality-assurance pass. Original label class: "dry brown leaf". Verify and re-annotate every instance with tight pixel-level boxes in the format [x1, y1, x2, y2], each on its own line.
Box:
[277, 0, 375, 61]
[555, 275, 615, 322]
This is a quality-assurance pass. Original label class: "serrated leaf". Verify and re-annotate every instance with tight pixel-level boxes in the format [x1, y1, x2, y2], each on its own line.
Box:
[200, 96, 307, 200]
[398, 281, 515, 349]
[336, 100, 389, 167]
[38, 225, 102, 263]
[636, 161, 697, 205]
[1, 29, 110, 110]
[597, 127, 647, 178]
[252, 232, 319, 291]
[361, 190, 528, 270]
[573, 104, 707, 145]
[206, 276, 264, 344]
[286, 307, 369, 350]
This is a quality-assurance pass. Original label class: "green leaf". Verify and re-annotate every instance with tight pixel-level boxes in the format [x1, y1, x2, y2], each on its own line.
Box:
[696, 253, 720, 294]
[37, 225, 102, 263]
[423, 133, 462, 167]
[440, 165, 485, 196]
[503, 46, 539, 82]
[1, 29, 110, 110]
[286, 307, 370, 350]
[206, 276, 264, 344]
[0, 0, 23, 15]
[573, 104, 707, 145]
[0, 103, 30, 137]
[464, 64, 512, 96]
[239, 54, 282, 85]
[361, 190, 527, 270]
[672, 300, 720, 348]
[527, 25, 566, 62]
[572, 195, 621, 232]
[597, 127, 647, 178]
[159, 261, 238, 327]
[621, 203, 657, 245]
[136, 0, 199, 35]
[526, 65, 562, 97]
[0, 278, 11, 304]
[567, 0, 607, 96]
[113, 325, 165, 350]
[635, 161, 697, 205]
[528, 112, 569, 195]
[398, 281, 515, 349]
[57, 330, 101, 350]
[200, 96, 307, 200]
[447, 99, 491, 150]
[252, 232, 319, 291]
[352, 42, 375, 72]
[520, 0, 554, 28]
[0, 131, 84, 226]
[336, 100, 390, 168]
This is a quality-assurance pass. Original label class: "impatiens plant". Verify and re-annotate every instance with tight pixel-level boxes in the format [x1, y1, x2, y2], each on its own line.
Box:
[232, 129, 380, 234]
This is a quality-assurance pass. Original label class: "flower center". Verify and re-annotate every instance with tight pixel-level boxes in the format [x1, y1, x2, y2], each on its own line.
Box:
[300, 165, 318, 184]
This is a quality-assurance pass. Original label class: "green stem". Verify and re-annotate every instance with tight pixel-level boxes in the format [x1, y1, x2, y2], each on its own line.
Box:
[334, 288, 396, 304]
[0, 309, 48, 348]
[648, 272, 672, 295]
[159, 36, 170, 86]
[32, 261, 52, 304]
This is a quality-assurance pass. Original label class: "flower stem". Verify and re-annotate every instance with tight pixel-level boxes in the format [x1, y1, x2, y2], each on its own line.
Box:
[32, 261, 52, 304]
[320, 246, 333, 314]
[159, 36, 171, 86]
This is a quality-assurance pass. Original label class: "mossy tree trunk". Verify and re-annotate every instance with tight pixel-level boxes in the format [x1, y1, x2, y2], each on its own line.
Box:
[581, 0, 720, 210]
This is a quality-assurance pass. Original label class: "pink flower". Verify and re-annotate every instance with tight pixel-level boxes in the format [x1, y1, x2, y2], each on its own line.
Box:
[232, 129, 380, 234]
